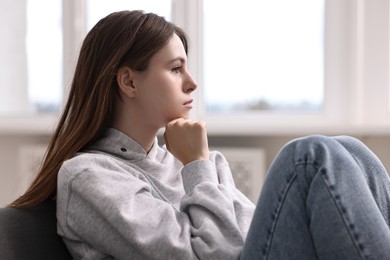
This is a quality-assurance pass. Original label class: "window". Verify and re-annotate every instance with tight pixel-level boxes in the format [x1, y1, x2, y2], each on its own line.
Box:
[0, 0, 171, 117]
[203, 0, 325, 113]
[186, 0, 359, 134]
[86, 0, 172, 29]
[0, 0, 62, 115]
[2, 0, 390, 134]
[27, 0, 63, 113]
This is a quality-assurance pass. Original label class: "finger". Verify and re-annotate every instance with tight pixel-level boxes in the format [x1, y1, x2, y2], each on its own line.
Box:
[166, 118, 185, 127]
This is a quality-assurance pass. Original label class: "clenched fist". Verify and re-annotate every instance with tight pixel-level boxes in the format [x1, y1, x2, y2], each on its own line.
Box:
[164, 118, 209, 165]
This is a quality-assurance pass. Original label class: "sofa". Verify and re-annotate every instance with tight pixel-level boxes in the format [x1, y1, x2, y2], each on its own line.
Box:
[0, 200, 72, 260]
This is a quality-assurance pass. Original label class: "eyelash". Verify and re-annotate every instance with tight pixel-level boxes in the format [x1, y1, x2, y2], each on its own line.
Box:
[171, 66, 182, 73]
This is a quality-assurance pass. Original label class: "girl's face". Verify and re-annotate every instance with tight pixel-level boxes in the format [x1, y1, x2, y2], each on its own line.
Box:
[132, 33, 197, 128]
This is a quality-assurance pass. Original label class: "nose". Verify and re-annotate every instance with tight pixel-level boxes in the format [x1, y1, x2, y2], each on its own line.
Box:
[184, 71, 197, 94]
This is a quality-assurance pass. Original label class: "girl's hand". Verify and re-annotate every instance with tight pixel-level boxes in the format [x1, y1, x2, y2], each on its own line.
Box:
[164, 118, 209, 165]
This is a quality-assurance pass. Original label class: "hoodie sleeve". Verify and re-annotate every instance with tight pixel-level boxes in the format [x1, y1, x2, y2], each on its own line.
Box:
[57, 153, 255, 260]
[180, 157, 255, 260]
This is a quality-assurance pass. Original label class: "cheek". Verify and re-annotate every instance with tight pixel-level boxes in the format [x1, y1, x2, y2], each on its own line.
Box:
[154, 79, 178, 100]
[140, 73, 179, 107]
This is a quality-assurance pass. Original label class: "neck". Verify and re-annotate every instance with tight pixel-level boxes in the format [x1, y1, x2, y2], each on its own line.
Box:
[112, 97, 161, 152]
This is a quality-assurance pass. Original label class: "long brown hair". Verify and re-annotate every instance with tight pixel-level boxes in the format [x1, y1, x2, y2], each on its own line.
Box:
[9, 10, 188, 207]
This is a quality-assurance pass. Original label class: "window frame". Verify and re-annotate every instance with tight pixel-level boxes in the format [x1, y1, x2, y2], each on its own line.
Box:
[184, 0, 360, 135]
[2, 0, 390, 136]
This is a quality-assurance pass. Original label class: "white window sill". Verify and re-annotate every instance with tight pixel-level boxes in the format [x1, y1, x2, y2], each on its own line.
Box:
[0, 115, 58, 135]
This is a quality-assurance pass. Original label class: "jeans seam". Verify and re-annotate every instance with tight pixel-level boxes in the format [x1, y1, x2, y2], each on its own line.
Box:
[262, 170, 298, 259]
[319, 167, 366, 259]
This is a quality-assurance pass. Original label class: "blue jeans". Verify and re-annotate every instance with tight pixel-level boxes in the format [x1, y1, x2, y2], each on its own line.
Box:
[241, 135, 390, 259]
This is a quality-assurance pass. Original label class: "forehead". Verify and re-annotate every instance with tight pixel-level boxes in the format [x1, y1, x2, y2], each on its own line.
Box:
[150, 33, 187, 64]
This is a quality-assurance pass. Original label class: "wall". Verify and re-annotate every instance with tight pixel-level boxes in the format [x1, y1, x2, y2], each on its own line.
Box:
[0, 134, 50, 206]
[1, 133, 390, 206]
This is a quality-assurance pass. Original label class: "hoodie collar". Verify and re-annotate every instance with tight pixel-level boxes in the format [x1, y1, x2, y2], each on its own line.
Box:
[87, 128, 159, 162]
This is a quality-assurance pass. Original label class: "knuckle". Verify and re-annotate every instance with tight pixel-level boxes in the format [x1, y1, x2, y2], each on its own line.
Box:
[195, 120, 206, 128]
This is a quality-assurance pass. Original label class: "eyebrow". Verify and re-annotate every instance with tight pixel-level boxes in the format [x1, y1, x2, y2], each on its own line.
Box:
[167, 57, 186, 64]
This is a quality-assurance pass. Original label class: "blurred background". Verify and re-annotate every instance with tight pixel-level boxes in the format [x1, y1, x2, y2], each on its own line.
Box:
[1, 0, 390, 205]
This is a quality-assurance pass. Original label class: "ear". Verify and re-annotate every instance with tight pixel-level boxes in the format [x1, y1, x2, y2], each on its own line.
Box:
[116, 66, 137, 98]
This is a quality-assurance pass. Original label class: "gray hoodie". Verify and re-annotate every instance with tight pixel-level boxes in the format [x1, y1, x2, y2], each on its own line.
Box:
[57, 128, 255, 260]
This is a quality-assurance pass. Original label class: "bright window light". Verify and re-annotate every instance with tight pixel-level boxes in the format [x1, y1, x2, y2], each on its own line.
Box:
[203, 0, 325, 112]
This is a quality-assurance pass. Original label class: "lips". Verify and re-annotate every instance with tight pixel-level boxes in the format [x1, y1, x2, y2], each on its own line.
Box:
[183, 99, 193, 105]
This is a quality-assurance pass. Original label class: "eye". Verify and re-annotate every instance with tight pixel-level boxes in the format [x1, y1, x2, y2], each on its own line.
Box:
[171, 66, 182, 73]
